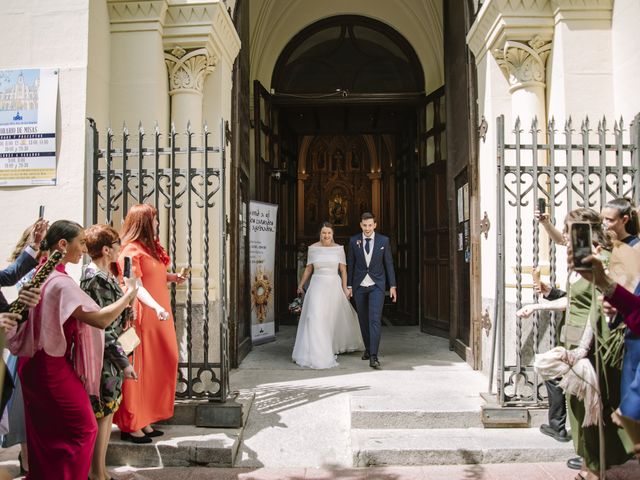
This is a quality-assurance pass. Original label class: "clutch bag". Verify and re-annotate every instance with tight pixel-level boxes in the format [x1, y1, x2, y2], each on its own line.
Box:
[117, 327, 141, 355]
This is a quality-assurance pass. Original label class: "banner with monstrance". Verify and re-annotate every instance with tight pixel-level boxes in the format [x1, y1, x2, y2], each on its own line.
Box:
[249, 201, 278, 345]
[0, 68, 58, 186]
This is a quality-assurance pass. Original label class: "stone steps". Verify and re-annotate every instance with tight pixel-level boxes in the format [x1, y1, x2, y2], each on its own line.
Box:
[106, 424, 241, 467]
[351, 427, 574, 466]
[350, 395, 483, 429]
[107, 395, 254, 468]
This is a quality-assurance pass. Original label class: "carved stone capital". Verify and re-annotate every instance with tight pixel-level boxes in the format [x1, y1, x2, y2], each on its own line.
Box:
[164, 47, 216, 95]
[492, 36, 551, 92]
[163, 1, 241, 69]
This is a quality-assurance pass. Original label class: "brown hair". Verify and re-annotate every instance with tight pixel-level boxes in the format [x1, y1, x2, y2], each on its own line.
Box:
[565, 207, 612, 250]
[361, 212, 375, 222]
[84, 224, 120, 260]
[8, 223, 35, 262]
[120, 204, 169, 264]
[318, 221, 334, 235]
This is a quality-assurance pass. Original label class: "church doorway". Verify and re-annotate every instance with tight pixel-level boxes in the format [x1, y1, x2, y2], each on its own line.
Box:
[253, 15, 453, 340]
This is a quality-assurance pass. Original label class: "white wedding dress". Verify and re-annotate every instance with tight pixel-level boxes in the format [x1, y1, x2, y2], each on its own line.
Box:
[292, 245, 364, 369]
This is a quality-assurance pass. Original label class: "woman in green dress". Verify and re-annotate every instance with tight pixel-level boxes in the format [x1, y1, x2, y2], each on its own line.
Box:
[563, 208, 633, 480]
[81, 224, 137, 480]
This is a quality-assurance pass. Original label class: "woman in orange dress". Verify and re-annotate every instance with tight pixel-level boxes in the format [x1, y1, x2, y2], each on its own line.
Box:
[114, 204, 185, 442]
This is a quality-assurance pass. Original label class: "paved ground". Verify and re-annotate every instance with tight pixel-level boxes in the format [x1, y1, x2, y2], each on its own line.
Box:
[0, 325, 638, 479]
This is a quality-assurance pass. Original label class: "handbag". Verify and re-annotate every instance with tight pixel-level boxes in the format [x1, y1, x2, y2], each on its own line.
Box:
[117, 327, 141, 355]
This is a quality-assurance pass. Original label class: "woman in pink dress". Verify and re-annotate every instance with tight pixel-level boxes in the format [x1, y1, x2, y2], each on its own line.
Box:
[7, 220, 137, 480]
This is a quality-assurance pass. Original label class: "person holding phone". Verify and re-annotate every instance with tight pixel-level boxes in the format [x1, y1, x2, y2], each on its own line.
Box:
[521, 208, 632, 479]
[114, 204, 186, 443]
[80, 224, 138, 479]
[6, 220, 138, 480]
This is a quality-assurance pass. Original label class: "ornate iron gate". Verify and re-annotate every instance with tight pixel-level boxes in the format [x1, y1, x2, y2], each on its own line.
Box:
[493, 113, 640, 406]
[87, 119, 229, 402]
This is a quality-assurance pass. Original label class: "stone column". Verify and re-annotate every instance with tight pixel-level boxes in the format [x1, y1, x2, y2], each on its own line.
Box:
[493, 35, 551, 134]
[164, 46, 216, 136]
[163, 45, 216, 296]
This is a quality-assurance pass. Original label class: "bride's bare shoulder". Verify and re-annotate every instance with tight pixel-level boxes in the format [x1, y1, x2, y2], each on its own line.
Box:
[310, 242, 322, 247]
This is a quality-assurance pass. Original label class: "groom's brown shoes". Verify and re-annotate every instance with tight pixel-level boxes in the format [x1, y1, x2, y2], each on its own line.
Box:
[361, 351, 370, 360]
[369, 356, 380, 369]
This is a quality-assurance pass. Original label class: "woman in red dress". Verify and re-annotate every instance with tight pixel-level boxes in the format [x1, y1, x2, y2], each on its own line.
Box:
[7, 220, 137, 480]
[114, 204, 184, 442]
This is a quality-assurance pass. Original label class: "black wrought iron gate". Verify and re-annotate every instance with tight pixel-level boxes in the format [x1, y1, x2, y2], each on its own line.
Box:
[493, 113, 640, 406]
[87, 119, 229, 402]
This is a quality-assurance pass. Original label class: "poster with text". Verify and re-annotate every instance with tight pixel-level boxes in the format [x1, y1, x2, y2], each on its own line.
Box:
[0, 68, 58, 186]
[250, 201, 278, 345]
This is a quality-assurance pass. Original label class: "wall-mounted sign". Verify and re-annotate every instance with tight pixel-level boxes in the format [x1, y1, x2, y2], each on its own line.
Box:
[0, 68, 58, 186]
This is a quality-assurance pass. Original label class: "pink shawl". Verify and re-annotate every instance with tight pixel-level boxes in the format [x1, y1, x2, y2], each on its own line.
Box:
[7, 270, 105, 396]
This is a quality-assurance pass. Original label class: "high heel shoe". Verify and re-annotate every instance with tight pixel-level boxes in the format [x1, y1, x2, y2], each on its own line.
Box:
[120, 431, 152, 444]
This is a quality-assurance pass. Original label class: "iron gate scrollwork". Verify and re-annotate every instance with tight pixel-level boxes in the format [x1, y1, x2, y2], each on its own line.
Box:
[87, 118, 229, 402]
[494, 113, 640, 407]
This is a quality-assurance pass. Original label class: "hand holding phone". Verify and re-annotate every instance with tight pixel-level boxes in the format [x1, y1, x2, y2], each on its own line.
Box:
[123, 256, 132, 278]
[538, 198, 546, 214]
[571, 222, 593, 271]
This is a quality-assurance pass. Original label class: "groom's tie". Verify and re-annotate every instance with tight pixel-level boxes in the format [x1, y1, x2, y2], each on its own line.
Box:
[365, 237, 371, 254]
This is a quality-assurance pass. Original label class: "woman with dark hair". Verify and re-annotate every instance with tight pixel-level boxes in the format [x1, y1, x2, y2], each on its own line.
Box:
[7, 220, 138, 480]
[114, 204, 184, 442]
[292, 221, 363, 369]
[81, 224, 137, 480]
[601, 197, 639, 243]
[522, 208, 632, 479]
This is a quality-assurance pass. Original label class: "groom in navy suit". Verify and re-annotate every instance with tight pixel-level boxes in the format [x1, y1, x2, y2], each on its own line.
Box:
[347, 212, 397, 369]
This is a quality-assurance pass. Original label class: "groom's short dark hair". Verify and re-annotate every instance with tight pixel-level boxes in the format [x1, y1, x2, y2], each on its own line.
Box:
[361, 212, 375, 221]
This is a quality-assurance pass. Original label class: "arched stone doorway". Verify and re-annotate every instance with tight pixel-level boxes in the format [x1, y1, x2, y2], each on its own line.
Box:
[253, 14, 452, 334]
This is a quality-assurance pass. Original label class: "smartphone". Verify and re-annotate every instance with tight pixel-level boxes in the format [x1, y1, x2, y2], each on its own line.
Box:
[538, 198, 546, 214]
[123, 256, 131, 278]
[571, 222, 593, 271]
[38, 205, 45, 218]
[179, 267, 191, 277]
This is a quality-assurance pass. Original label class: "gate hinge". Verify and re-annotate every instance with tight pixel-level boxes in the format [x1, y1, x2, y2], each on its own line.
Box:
[481, 308, 492, 336]
[480, 211, 491, 239]
[478, 116, 488, 143]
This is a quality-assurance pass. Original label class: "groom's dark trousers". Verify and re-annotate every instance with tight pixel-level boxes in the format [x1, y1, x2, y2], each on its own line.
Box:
[353, 285, 385, 356]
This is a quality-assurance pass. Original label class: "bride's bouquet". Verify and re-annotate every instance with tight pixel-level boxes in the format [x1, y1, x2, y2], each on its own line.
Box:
[288, 295, 303, 315]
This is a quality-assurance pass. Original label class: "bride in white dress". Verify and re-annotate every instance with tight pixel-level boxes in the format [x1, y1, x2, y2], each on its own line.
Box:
[292, 222, 364, 369]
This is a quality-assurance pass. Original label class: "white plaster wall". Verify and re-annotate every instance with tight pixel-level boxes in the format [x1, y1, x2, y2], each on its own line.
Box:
[87, 0, 111, 130]
[0, 0, 91, 283]
[250, 0, 444, 94]
[546, 15, 614, 125]
[476, 52, 512, 378]
[612, 0, 640, 122]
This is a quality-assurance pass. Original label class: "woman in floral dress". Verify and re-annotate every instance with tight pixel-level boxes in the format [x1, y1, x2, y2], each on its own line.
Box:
[81, 224, 137, 480]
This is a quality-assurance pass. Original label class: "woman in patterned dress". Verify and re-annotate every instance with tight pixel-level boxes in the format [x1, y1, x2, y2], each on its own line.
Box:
[81, 224, 137, 480]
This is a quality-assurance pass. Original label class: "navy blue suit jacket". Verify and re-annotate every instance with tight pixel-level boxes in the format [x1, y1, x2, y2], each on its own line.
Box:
[0, 249, 38, 311]
[347, 233, 396, 292]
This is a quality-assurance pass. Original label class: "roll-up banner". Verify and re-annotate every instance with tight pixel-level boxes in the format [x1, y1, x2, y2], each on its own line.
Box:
[249, 201, 278, 345]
